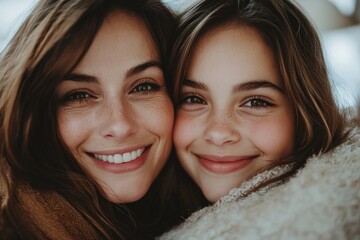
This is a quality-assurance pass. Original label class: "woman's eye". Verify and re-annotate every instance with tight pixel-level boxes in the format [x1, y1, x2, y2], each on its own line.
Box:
[243, 97, 273, 108]
[61, 91, 93, 105]
[180, 94, 206, 105]
[130, 81, 160, 93]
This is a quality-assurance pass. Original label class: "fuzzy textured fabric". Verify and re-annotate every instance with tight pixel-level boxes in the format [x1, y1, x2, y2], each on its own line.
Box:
[160, 128, 360, 240]
[7, 184, 100, 239]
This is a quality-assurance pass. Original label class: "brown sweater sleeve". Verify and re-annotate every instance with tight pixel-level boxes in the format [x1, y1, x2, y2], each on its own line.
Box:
[16, 185, 100, 240]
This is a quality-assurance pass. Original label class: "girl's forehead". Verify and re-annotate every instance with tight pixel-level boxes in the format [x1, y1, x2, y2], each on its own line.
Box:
[187, 24, 280, 85]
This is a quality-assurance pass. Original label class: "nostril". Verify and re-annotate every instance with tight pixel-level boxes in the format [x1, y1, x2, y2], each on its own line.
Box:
[100, 108, 137, 139]
[205, 124, 240, 146]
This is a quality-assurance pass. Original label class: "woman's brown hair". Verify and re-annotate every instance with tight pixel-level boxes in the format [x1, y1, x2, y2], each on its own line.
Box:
[0, 0, 177, 238]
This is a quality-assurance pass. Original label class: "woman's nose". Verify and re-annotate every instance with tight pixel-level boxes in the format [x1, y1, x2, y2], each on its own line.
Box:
[99, 100, 137, 139]
[204, 112, 240, 146]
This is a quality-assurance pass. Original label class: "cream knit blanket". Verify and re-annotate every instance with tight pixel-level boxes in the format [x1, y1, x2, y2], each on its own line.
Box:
[160, 128, 360, 240]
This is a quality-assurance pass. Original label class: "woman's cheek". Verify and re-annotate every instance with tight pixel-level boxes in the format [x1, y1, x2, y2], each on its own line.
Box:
[57, 109, 93, 147]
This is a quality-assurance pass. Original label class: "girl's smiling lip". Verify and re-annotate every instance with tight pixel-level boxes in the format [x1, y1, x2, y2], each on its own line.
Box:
[195, 153, 258, 174]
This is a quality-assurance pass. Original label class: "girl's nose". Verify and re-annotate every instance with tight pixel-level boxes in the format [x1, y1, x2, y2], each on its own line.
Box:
[204, 113, 240, 146]
[99, 100, 137, 139]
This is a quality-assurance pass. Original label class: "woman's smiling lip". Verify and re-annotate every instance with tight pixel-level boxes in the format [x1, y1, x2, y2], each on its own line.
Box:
[196, 154, 258, 174]
[93, 148, 145, 163]
[89, 145, 150, 156]
[87, 145, 151, 173]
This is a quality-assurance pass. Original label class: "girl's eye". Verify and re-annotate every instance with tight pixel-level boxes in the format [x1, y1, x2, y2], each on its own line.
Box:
[243, 96, 273, 108]
[130, 81, 160, 93]
[180, 94, 206, 105]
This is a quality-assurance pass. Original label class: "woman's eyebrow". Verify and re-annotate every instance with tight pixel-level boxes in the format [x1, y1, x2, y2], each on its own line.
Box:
[63, 60, 162, 83]
[183, 79, 208, 91]
[126, 60, 162, 77]
[233, 80, 284, 93]
[64, 73, 97, 83]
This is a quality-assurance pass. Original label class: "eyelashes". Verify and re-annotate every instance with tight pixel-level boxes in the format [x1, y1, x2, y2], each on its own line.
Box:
[180, 93, 274, 109]
[242, 96, 274, 108]
[58, 79, 162, 107]
[129, 79, 161, 94]
[59, 91, 93, 105]
[180, 93, 206, 105]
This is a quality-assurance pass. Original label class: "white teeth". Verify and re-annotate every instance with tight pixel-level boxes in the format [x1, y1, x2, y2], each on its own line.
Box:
[136, 149, 142, 156]
[114, 154, 122, 163]
[93, 148, 145, 164]
[123, 153, 131, 162]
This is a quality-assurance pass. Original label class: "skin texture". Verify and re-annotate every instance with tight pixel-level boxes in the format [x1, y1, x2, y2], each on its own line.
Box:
[56, 11, 174, 203]
[174, 24, 295, 202]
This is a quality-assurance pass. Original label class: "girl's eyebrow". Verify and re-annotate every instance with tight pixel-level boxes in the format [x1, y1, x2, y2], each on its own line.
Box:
[233, 80, 284, 93]
[183, 79, 283, 93]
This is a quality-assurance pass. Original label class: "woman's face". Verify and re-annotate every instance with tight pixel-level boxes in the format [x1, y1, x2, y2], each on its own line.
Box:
[56, 11, 174, 203]
[174, 24, 295, 202]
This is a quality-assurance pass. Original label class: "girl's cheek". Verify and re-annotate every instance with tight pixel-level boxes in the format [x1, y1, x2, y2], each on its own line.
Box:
[248, 118, 295, 157]
[173, 113, 196, 148]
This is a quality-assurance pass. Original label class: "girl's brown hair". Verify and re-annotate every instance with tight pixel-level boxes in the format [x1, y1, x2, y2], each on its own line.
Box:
[171, 0, 349, 193]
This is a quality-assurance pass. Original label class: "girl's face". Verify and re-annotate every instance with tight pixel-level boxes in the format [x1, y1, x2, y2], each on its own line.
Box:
[56, 11, 173, 203]
[174, 24, 295, 202]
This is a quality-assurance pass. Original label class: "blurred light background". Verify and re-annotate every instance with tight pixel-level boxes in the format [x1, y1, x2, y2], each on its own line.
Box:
[1, 0, 359, 108]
